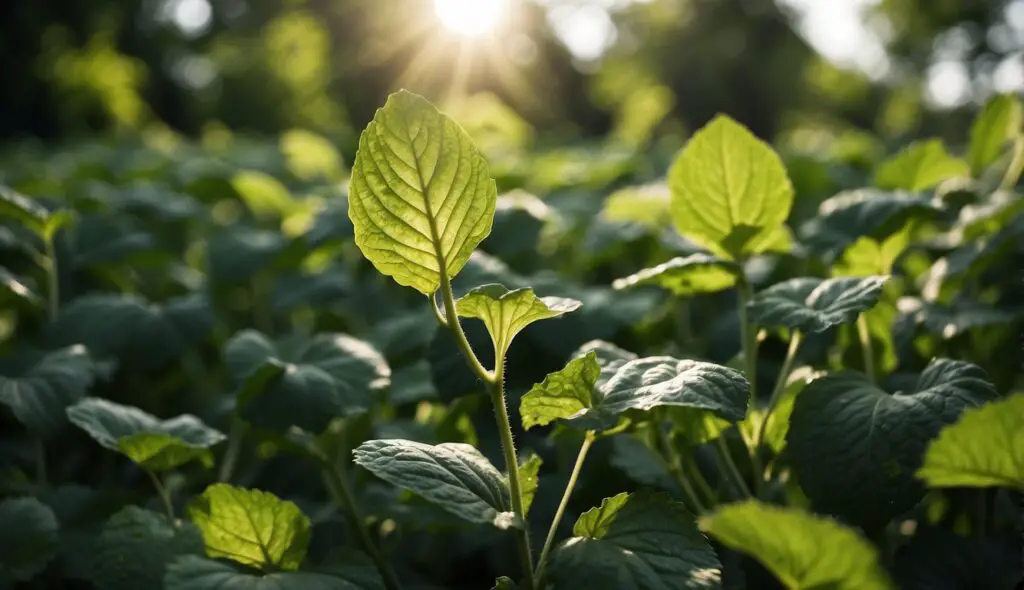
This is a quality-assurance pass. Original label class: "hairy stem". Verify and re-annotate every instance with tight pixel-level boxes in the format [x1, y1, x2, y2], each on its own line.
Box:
[535, 431, 595, 586]
[753, 330, 803, 486]
[856, 315, 876, 383]
[322, 462, 403, 590]
[217, 418, 245, 483]
[147, 470, 176, 526]
[656, 423, 706, 514]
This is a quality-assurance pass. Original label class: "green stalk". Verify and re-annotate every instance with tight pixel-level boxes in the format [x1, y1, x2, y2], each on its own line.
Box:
[683, 454, 716, 506]
[322, 463, 403, 590]
[534, 431, 595, 586]
[655, 422, 706, 514]
[736, 276, 761, 493]
[856, 315, 876, 383]
[752, 330, 803, 486]
[217, 418, 245, 483]
[714, 436, 753, 499]
[146, 470, 176, 526]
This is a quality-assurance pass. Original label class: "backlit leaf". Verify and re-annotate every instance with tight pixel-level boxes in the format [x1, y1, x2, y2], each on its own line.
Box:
[874, 139, 969, 191]
[967, 93, 1023, 176]
[612, 254, 739, 296]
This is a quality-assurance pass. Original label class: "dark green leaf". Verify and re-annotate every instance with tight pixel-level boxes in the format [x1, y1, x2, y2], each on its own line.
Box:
[164, 555, 381, 590]
[799, 189, 939, 258]
[748, 276, 888, 333]
[0, 497, 59, 583]
[88, 506, 203, 590]
[0, 345, 96, 436]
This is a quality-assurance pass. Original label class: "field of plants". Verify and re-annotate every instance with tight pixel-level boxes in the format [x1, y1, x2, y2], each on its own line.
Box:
[0, 89, 1022, 590]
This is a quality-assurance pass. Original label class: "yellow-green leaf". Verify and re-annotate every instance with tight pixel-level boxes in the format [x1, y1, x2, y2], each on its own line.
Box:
[967, 93, 1023, 176]
[874, 139, 969, 191]
[520, 353, 600, 430]
[612, 254, 739, 296]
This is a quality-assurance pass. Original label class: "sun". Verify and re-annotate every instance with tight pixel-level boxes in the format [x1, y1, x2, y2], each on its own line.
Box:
[434, 0, 508, 38]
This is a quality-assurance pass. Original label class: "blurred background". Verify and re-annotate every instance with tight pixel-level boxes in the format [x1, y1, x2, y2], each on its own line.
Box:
[3, 0, 1023, 154]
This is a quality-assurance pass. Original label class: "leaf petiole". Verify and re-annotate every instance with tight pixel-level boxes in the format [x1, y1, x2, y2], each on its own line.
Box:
[534, 430, 595, 587]
[146, 470, 176, 526]
[655, 418, 707, 514]
[753, 330, 803, 487]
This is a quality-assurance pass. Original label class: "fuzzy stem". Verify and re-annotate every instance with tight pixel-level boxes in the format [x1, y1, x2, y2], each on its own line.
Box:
[753, 330, 803, 486]
[534, 431, 595, 586]
[856, 315, 876, 383]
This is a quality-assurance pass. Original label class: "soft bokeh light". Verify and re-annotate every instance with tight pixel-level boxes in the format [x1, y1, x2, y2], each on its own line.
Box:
[435, 0, 508, 37]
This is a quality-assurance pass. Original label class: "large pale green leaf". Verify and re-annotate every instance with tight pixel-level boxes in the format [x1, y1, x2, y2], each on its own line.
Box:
[188, 484, 311, 572]
[224, 330, 390, 433]
[348, 90, 496, 295]
[88, 506, 203, 590]
[67, 398, 226, 471]
[874, 139, 969, 191]
[353, 439, 514, 528]
[699, 501, 893, 590]
[916, 393, 1024, 490]
[748, 276, 888, 333]
[967, 93, 1023, 176]
[667, 115, 793, 260]
[454, 283, 581, 360]
[612, 254, 739, 296]
[548, 491, 721, 589]
[520, 353, 600, 430]
[0, 497, 59, 583]
[0, 345, 96, 437]
[786, 359, 997, 529]
[164, 555, 383, 590]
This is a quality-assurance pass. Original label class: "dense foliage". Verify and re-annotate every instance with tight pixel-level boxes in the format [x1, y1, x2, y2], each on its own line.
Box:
[0, 89, 1022, 590]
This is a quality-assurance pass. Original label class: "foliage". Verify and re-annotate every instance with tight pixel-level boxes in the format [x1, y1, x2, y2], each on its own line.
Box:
[0, 90, 1021, 590]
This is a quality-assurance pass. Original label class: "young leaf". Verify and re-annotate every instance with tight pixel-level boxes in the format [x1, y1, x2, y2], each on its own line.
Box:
[874, 139, 970, 191]
[699, 501, 894, 589]
[520, 353, 600, 430]
[225, 330, 390, 433]
[967, 93, 1023, 176]
[668, 114, 793, 260]
[0, 185, 49, 235]
[88, 506, 204, 590]
[916, 393, 1024, 490]
[454, 283, 581, 360]
[748, 276, 888, 333]
[612, 254, 739, 296]
[0, 345, 97, 437]
[348, 89, 497, 295]
[0, 497, 59, 582]
[517, 453, 543, 517]
[352, 439, 515, 528]
[548, 491, 721, 589]
[164, 555, 383, 590]
[787, 360, 997, 529]
[67, 398, 226, 472]
[188, 484, 311, 572]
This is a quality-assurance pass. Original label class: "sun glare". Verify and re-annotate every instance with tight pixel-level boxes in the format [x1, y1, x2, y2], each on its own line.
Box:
[434, 0, 507, 38]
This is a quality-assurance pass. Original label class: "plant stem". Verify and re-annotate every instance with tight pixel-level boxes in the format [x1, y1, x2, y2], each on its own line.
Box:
[322, 462, 403, 590]
[435, 282, 492, 383]
[44, 237, 59, 320]
[752, 331, 803, 487]
[34, 435, 47, 487]
[534, 431, 595, 586]
[736, 276, 761, 492]
[217, 418, 245, 483]
[683, 454, 716, 505]
[999, 135, 1024, 190]
[656, 423, 706, 514]
[856, 315, 876, 383]
[146, 470, 175, 526]
[714, 436, 753, 499]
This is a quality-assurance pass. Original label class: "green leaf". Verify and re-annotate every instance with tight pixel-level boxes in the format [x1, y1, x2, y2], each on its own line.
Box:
[352, 439, 515, 528]
[916, 393, 1024, 490]
[601, 182, 670, 229]
[748, 276, 888, 333]
[492, 576, 518, 590]
[164, 555, 383, 590]
[67, 398, 226, 471]
[225, 330, 390, 433]
[348, 90, 497, 295]
[668, 114, 793, 260]
[454, 283, 581, 360]
[0, 185, 49, 235]
[0, 497, 59, 583]
[0, 345, 96, 437]
[799, 189, 939, 258]
[231, 170, 298, 219]
[280, 128, 345, 182]
[699, 500, 894, 590]
[43, 209, 76, 243]
[188, 484, 311, 572]
[88, 506, 203, 590]
[754, 366, 822, 455]
[832, 226, 912, 277]
[517, 453, 543, 517]
[612, 254, 739, 296]
[520, 353, 600, 430]
[609, 435, 676, 491]
[967, 93, 1023, 176]
[786, 359, 998, 529]
[874, 139, 970, 191]
[548, 491, 721, 589]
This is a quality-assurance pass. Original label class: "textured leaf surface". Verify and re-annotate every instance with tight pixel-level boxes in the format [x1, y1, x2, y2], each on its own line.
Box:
[967, 93, 1022, 176]
[188, 484, 311, 572]
[700, 501, 893, 590]
[0, 345, 96, 436]
[517, 453, 543, 517]
[455, 283, 581, 359]
[0, 497, 59, 582]
[612, 254, 739, 296]
[787, 360, 997, 529]
[164, 555, 381, 590]
[520, 353, 600, 430]
[549, 491, 721, 589]
[749, 276, 888, 333]
[225, 330, 390, 432]
[88, 506, 203, 590]
[917, 393, 1024, 490]
[353, 439, 514, 528]
[67, 398, 225, 471]
[874, 139, 969, 191]
[348, 90, 496, 294]
[668, 115, 793, 260]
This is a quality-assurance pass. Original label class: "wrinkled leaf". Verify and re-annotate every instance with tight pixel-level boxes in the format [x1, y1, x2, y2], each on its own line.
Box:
[800, 189, 939, 258]
[520, 353, 600, 430]
[749, 276, 888, 333]
[88, 506, 203, 590]
[0, 345, 96, 437]
[164, 555, 381, 590]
